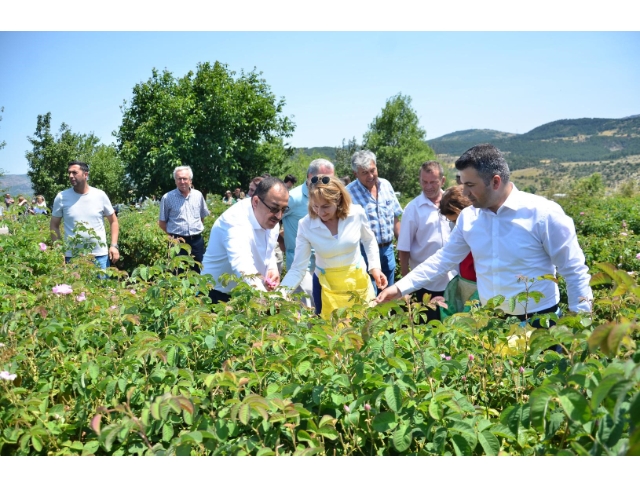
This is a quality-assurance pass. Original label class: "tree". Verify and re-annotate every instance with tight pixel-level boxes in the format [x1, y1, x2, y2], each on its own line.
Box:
[116, 61, 295, 198]
[361, 94, 436, 196]
[26, 113, 129, 205]
[334, 137, 360, 179]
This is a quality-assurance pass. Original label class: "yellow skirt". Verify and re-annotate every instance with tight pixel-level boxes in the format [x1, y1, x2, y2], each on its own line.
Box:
[316, 262, 376, 321]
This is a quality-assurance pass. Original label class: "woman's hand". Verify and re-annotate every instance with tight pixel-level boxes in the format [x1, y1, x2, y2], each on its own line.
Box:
[371, 268, 388, 290]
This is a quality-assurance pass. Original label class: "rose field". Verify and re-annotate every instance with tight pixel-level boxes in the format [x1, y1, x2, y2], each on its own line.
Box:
[0, 194, 639, 456]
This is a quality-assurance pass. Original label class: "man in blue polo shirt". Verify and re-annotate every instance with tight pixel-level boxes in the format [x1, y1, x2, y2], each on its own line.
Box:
[347, 150, 403, 293]
[281, 159, 334, 311]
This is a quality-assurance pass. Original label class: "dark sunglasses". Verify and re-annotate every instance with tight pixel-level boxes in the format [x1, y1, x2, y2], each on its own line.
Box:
[310, 176, 331, 185]
[257, 195, 289, 215]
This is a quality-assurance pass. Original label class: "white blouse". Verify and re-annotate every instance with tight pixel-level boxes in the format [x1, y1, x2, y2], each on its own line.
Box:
[281, 204, 381, 291]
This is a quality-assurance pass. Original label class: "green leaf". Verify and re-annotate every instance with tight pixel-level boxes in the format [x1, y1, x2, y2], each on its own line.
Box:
[606, 319, 632, 356]
[591, 374, 624, 411]
[31, 435, 43, 452]
[238, 403, 251, 425]
[392, 425, 412, 452]
[558, 389, 591, 423]
[450, 433, 472, 456]
[529, 385, 558, 431]
[384, 384, 402, 413]
[372, 411, 397, 433]
[162, 423, 174, 442]
[297, 361, 312, 375]
[429, 399, 444, 421]
[478, 430, 500, 456]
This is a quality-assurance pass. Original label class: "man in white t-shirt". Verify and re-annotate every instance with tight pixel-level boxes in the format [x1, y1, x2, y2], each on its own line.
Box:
[50, 161, 119, 269]
[377, 144, 593, 321]
[397, 161, 456, 322]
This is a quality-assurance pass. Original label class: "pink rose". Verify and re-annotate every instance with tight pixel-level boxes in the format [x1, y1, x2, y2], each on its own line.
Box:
[76, 292, 86, 302]
[519, 366, 525, 374]
[130, 289, 136, 295]
[344, 405, 350, 413]
[364, 403, 371, 412]
[39, 242, 47, 251]
[52, 284, 73, 295]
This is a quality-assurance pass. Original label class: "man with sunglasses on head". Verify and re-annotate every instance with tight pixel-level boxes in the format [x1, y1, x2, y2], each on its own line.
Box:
[158, 166, 210, 274]
[281, 159, 335, 312]
[202, 177, 289, 304]
[347, 150, 403, 293]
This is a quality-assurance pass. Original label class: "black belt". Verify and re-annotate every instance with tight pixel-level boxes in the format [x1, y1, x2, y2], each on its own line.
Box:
[378, 241, 393, 248]
[170, 233, 202, 241]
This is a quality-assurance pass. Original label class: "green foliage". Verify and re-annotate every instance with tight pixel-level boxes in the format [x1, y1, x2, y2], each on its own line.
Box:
[116, 62, 295, 199]
[362, 93, 436, 196]
[429, 117, 640, 171]
[1, 198, 638, 456]
[26, 113, 129, 204]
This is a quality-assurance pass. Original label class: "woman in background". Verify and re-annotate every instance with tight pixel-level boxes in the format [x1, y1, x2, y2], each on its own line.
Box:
[437, 185, 478, 319]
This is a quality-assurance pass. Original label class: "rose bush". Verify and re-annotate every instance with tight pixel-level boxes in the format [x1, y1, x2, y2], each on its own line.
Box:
[0, 198, 638, 456]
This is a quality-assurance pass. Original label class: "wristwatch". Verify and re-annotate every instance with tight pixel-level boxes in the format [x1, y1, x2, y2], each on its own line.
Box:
[110, 244, 119, 250]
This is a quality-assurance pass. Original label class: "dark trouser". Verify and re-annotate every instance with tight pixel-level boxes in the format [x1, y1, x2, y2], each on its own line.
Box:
[510, 303, 559, 327]
[209, 289, 231, 304]
[414, 288, 446, 323]
[312, 273, 322, 316]
[170, 233, 204, 274]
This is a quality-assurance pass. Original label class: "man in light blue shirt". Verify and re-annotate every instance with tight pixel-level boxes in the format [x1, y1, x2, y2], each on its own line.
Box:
[281, 159, 334, 311]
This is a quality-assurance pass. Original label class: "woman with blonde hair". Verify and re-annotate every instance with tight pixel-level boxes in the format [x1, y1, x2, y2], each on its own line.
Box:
[279, 176, 387, 320]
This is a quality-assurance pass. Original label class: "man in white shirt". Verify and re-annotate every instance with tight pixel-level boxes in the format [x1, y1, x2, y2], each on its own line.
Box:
[397, 161, 456, 322]
[376, 144, 593, 321]
[202, 177, 289, 304]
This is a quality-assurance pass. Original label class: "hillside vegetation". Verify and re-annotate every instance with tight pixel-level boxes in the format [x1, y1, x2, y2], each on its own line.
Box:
[428, 116, 640, 171]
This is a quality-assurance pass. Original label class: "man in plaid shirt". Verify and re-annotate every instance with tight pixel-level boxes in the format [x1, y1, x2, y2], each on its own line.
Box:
[346, 150, 403, 293]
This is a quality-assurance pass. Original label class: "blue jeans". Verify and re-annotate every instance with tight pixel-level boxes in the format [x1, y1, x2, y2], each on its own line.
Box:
[360, 243, 396, 295]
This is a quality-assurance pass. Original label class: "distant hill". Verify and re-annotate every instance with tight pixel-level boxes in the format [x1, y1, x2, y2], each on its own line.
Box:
[428, 116, 640, 170]
[294, 146, 336, 160]
[0, 174, 33, 196]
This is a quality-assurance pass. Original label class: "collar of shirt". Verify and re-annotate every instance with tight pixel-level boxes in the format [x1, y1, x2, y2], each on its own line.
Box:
[416, 191, 443, 209]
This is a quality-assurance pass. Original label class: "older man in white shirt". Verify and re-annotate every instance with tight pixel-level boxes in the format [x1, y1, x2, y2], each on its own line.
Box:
[397, 160, 456, 322]
[202, 177, 289, 304]
[377, 144, 593, 322]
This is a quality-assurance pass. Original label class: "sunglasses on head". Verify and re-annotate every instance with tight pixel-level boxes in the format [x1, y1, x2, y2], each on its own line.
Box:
[310, 176, 331, 185]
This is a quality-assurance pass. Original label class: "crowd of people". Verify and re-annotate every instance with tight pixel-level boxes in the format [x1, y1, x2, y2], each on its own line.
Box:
[29, 142, 594, 327]
[2, 193, 48, 217]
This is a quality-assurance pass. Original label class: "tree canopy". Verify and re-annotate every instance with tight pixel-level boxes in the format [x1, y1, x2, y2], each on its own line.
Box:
[26, 113, 128, 205]
[115, 61, 295, 198]
[362, 93, 436, 196]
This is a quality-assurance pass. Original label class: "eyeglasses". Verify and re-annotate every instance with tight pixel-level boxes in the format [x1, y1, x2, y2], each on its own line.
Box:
[175, 177, 191, 182]
[257, 195, 289, 215]
[310, 176, 331, 185]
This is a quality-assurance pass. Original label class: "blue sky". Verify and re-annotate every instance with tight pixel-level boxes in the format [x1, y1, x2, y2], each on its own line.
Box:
[1, 29, 639, 175]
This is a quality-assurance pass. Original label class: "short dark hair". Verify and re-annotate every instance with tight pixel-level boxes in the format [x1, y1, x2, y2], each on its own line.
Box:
[420, 160, 444, 179]
[284, 174, 298, 185]
[455, 144, 509, 185]
[254, 177, 287, 200]
[68, 161, 89, 173]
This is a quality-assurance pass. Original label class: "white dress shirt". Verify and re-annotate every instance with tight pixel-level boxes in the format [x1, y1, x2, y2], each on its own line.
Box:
[281, 204, 380, 291]
[396, 185, 593, 314]
[397, 191, 456, 292]
[202, 198, 278, 293]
